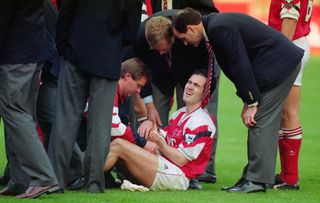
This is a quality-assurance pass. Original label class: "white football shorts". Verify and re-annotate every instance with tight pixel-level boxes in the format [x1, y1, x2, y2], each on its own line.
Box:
[150, 155, 189, 191]
[293, 36, 310, 86]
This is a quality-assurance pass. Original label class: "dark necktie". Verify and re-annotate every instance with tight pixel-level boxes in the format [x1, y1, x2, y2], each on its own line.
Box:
[201, 42, 214, 108]
[163, 0, 168, 10]
[165, 53, 172, 69]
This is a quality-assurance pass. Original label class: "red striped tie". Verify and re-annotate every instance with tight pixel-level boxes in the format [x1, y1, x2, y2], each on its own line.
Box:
[163, 0, 168, 10]
[145, 0, 153, 16]
[201, 42, 214, 108]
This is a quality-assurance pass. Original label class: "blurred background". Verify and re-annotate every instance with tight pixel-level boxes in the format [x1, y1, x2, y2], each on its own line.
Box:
[214, 0, 320, 55]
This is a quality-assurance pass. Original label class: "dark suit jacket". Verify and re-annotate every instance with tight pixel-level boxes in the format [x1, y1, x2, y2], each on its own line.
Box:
[151, 0, 219, 15]
[56, 0, 142, 79]
[203, 13, 304, 105]
[43, 0, 62, 78]
[134, 10, 209, 97]
[0, 0, 51, 64]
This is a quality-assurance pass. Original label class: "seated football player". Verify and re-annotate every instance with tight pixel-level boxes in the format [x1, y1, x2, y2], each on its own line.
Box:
[110, 58, 158, 153]
[104, 69, 216, 190]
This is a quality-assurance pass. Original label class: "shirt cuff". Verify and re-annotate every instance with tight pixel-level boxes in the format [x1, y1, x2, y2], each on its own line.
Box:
[143, 95, 153, 104]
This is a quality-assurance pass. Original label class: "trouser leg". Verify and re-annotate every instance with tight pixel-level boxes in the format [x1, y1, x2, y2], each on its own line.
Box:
[151, 83, 173, 127]
[48, 60, 89, 188]
[0, 63, 57, 187]
[243, 64, 301, 184]
[84, 77, 118, 192]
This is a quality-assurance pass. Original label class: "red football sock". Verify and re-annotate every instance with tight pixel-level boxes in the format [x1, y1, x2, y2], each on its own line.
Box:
[281, 127, 302, 185]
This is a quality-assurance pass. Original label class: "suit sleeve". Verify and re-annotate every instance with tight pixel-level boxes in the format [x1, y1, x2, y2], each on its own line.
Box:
[56, 0, 80, 56]
[133, 23, 154, 98]
[122, 0, 143, 46]
[0, 1, 14, 47]
[209, 26, 261, 104]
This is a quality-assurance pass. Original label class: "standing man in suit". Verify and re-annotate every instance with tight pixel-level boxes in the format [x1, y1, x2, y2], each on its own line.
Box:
[48, 0, 142, 193]
[0, 0, 59, 198]
[172, 8, 304, 193]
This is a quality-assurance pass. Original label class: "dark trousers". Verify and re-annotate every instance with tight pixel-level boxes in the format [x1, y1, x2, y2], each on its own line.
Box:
[0, 63, 58, 187]
[37, 71, 84, 182]
[48, 60, 118, 192]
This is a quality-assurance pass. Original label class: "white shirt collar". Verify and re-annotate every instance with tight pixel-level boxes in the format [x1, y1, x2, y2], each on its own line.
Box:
[203, 27, 209, 42]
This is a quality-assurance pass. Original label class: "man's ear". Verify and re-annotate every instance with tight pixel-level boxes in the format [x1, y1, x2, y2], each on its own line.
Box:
[124, 73, 131, 81]
[187, 25, 196, 33]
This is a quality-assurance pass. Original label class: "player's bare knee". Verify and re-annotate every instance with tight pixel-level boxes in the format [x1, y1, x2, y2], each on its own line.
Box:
[111, 138, 129, 150]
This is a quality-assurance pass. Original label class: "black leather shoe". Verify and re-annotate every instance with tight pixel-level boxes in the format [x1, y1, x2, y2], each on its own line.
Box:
[273, 174, 300, 190]
[198, 174, 216, 184]
[0, 186, 24, 196]
[105, 172, 122, 189]
[0, 176, 10, 186]
[188, 179, 202, 190]
[67, 176, 86, 190]
[227, 180, 266, 193]
[273, 182, 300, 190]
[15, 185, 60, 199]
[221, 178, 245, 191]
[0, 181, 27, 196]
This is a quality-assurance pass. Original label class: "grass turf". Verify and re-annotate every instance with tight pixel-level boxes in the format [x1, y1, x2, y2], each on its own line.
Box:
[0, 56, 319, 202]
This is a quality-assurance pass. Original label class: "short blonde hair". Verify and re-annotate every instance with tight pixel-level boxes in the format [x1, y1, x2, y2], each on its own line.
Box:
[145, 16, 174, 49]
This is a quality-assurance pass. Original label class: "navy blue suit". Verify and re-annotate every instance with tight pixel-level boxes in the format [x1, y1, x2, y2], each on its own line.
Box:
[0, 0, 51, 64]
[56, 0, 142, 79]
[202, 12, 303, 184]
[203, 13, 303, 105]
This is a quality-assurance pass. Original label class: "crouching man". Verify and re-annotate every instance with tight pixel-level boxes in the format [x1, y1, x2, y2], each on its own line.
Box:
[104, 69, 216, 190]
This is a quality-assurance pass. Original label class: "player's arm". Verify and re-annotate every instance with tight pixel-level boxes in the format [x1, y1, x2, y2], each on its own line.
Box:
[280, 0, 300, 40]
[281, 17, 297, 40]
[149, 130, 188, 166]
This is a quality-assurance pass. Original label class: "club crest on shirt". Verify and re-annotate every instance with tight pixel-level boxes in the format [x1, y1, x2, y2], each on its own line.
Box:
[185, 134, 196, 144]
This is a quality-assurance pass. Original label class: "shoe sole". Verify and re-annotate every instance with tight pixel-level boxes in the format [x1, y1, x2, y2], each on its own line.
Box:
[28, 185, 61, 198]
[227, 188, 266, 193]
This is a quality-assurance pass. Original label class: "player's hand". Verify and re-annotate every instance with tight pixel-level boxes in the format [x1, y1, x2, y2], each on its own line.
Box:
[241, 104, 257, 128]
[146, 103, 163, 127]
[143, 141, 159, 155]
[138, 120, 154, 139]
[148, 125, 165, 144]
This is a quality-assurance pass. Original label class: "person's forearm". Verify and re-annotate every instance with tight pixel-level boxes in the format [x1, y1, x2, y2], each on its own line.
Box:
[157, 141, 188, 167]
[281, 18, 297, 41]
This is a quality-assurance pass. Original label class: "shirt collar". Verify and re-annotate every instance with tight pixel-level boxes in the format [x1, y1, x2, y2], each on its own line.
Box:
[203, 27, 209, 42]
